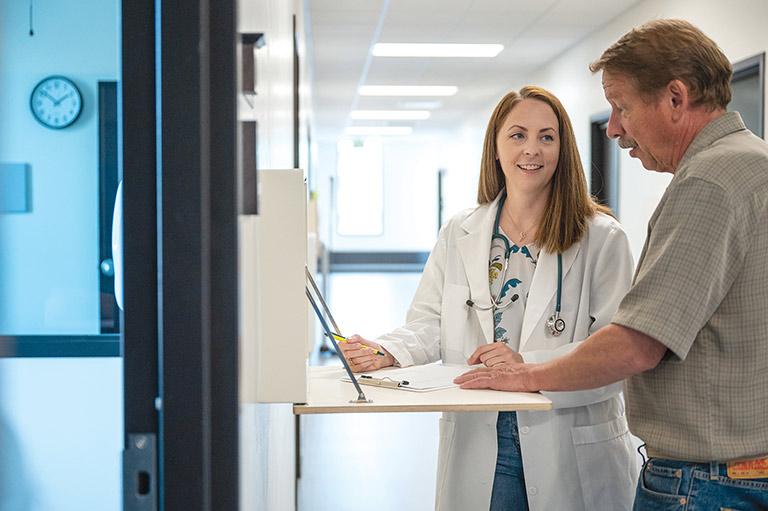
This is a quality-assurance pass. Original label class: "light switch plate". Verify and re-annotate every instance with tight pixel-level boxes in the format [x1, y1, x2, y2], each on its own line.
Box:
[0, 163, 30, 213]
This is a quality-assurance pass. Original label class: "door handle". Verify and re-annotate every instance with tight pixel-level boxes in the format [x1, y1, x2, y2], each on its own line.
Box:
[100, 258, 114, 277]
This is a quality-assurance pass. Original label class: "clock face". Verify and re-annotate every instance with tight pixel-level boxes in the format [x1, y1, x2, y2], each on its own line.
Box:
[30, 76, 83, 129]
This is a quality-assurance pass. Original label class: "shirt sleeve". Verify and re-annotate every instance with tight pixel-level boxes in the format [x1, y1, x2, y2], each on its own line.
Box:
[612, 176, 747, 361]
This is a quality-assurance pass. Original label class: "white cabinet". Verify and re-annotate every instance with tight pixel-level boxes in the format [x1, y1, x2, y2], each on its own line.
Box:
[240, 168, 308, 403]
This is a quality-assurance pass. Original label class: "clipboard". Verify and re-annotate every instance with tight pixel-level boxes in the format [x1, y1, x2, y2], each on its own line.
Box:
[341, 363, 475, 393]
[358, 375, 409, 389]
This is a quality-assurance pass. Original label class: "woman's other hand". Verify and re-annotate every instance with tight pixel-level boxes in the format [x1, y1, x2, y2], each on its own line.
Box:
[467, 342, 524, 367]
[337, 334, 396, 373]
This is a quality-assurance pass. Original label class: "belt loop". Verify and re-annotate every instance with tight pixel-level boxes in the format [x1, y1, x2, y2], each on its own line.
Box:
[709, 461, 719, 480]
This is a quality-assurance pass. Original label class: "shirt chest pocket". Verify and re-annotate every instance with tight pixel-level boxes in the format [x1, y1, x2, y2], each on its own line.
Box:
[441, 283, 473, 361]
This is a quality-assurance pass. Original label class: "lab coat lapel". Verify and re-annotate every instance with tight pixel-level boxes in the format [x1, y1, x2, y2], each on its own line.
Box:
[519, 240, 581, 350]
[455, 195, 502, 345]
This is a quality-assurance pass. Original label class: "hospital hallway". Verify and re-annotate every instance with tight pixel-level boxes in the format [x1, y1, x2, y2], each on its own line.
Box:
[299, 272, 439, 511]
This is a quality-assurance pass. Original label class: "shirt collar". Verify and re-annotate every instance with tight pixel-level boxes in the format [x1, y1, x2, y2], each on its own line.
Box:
[675, 111, 747, 176]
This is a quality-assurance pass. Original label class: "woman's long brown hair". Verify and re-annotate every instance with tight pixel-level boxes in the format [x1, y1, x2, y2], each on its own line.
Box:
[477, 86, 611, 253]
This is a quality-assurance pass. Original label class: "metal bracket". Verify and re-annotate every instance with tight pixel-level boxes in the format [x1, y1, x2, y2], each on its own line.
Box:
[123, 433, 157, 511]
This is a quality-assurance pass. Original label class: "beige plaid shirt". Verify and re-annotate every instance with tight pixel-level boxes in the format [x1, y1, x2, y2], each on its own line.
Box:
[613, 112, 768, 462]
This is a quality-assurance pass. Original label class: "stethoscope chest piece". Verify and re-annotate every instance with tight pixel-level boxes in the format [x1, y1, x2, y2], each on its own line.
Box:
[547, 312, 566, 337]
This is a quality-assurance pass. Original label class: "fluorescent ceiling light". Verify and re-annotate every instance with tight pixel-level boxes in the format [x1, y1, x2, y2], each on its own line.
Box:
[400, 100, 443, 109]
[372, 43, 503, 58]
[359, 85, 458, 96]
[345, 126, 413, 136]
[350, 110, 430, 120]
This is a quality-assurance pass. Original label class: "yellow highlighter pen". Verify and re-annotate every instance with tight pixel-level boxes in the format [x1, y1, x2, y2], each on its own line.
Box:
[329, 333, 386, 357]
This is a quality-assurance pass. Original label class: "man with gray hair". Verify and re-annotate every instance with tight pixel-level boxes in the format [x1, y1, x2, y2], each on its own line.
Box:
[455, 19, 768, 509]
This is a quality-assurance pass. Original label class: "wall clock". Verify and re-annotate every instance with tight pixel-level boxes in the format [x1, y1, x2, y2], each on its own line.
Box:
[30, 75, 83, 129]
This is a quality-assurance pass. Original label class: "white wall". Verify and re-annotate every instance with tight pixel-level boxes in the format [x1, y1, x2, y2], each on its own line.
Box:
[239, 0, 314, 173]
[0, 0, 122, 510]
[439, 123, 487, 223]
[238, 1, 311, 510]
[502, 0, 768, 260]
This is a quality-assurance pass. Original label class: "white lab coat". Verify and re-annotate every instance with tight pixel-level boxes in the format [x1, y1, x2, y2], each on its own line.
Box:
[377, 194, 640, 511]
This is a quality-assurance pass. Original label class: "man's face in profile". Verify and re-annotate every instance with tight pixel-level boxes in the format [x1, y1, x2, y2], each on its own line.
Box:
[602, 71, 673, 173]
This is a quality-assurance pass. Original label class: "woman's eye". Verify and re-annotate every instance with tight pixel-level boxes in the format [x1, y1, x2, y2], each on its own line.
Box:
[541, 134, 554, 142]
[511, 133, 524, 140]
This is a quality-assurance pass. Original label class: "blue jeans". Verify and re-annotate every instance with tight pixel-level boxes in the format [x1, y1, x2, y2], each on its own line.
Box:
[490, 412, 530, 511]
[634, 457, 768, 510]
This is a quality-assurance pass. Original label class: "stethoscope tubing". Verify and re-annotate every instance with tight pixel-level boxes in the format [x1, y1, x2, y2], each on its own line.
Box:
[466, 191, 565, 336]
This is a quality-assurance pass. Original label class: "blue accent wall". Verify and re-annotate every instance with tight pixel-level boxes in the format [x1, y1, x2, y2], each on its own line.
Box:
[0, 0, 122, 509]
[0, 0, 118, 334]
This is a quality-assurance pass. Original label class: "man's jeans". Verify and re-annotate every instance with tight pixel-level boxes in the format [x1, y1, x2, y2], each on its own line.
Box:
[634, 457, 768, 510]
[490, 412, 530, 511]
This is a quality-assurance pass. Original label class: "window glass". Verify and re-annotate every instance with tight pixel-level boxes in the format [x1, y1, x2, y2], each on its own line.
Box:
[0, 1, 120, 337]
[0, 2, 122, 509]
[731, 72, 762, 137]
[336, 138, 384, 236]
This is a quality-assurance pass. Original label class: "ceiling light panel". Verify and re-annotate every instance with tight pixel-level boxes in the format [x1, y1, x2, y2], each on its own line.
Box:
[372, 43, 504, 58]
[359, 85, 458, 96]
[399, 100, 443, 109]
[345, 126, 413, 136]
[350, 110, 430, 120]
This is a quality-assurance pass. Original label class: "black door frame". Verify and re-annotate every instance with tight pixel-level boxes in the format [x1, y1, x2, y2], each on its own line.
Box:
[589, 111, 620, 215]
[122, 0, 239, 509]
[98, 80, 121, 334]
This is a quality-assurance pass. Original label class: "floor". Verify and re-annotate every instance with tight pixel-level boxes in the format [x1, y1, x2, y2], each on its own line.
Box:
[298, 272, 440, 511]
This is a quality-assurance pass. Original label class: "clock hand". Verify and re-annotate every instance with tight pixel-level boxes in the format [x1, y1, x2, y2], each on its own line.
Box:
[53, 92, 73, 106]
[40, 90, 58, 103]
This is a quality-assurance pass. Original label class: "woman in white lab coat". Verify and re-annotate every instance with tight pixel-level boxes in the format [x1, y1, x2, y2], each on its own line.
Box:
[339, 86, 639, 511]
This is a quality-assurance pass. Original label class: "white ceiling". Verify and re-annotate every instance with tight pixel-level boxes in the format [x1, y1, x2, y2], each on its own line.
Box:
[308, 0, 642, 142]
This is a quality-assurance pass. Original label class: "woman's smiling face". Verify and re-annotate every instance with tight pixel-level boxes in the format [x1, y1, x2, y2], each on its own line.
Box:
[495, 98, 560, 195]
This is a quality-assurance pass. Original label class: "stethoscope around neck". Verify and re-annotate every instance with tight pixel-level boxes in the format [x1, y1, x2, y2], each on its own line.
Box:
[465, 192, 566, 337]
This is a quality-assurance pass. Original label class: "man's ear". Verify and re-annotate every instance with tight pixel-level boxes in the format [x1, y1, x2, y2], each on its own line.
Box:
[667, 80, 690, 121]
